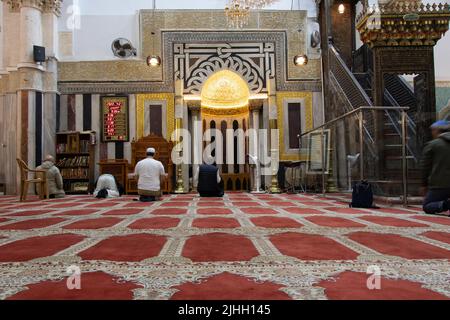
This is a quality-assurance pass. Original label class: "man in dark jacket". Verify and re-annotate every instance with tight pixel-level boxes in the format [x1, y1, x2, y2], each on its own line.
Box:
[196, 156, 224, 197]
[421, 120, 450, 215]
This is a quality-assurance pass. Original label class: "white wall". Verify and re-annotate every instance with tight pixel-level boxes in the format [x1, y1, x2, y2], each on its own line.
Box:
[435, 34, 450, 81]
[0, 2, 4, 71]
[73, 0, 317, 15]
[57, 0, 318, 61]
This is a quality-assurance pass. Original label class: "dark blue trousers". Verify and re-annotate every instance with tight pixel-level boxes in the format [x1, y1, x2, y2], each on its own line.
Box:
[423, 188, 450, 215]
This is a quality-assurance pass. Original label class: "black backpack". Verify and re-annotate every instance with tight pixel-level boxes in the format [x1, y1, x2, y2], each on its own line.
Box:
[350, 181, 375, 208]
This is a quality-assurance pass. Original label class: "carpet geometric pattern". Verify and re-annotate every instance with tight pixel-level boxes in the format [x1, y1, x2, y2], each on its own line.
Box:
[0, 193, 449, 300]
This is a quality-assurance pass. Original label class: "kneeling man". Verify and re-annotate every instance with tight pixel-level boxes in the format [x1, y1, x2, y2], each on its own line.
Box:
[134, 147, 167, 202]
[422, 120, 450, 215]
[94, 174, 121, 199]
[37, 155, 65, 199]
[197, 156, 224, 198]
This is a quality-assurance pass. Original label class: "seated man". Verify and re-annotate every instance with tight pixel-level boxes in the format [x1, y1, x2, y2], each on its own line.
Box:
[94, 174, 122, 199]
[422, 120, 450, 215]
[134, 147, 167, 202]
[196, 156, 224, 197]
[36, 155, 65, 199]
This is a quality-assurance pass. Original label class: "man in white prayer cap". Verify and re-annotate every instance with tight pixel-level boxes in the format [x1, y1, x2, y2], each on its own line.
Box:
[134, 147, 168, 202]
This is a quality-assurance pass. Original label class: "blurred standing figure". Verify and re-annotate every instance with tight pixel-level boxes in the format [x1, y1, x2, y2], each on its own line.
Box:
[196, 156, 224, 198]
[421, 120, 450, 215]
[94, 174, 121, 198]
[134, 147, 167, 202]
[37, 155, 65, 199]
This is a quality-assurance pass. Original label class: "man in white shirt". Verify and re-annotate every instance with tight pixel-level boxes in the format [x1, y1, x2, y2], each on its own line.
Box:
[134, 147, 167, 202]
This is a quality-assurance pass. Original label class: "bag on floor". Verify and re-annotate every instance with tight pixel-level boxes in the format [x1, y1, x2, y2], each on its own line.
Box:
[350, 181, 374, 208]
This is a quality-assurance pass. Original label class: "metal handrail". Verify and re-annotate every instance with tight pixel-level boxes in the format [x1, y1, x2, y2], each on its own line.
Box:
[299, 106, 410, 207]
[329, 45, 373, 107]
[299, 106, 409, 138]
[329, 72, 375, 146]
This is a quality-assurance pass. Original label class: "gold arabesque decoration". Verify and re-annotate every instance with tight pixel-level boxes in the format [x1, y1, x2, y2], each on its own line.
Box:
[276, 91, 313, 161]
[136, 93, 175, 140]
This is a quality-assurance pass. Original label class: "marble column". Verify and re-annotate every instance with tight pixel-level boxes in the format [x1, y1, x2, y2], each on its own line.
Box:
[189, 102, 202, 191]
[42, 92, 56, 158]
[0, 2, 4, 72]
[19, 1, 43, 66]
[249, 101, 263, 192]
[268, 78, 281, 193]
[174, 79, 186, 193]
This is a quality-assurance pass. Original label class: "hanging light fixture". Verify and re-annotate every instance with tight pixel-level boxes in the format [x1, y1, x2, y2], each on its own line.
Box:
[293, 0, 308, 66]
[147, 0, 161, 67]
[338, 3, 345, 14]
[224, 0, 281, 29]
[147, 53, 161, 67]
[225, 0, 250, 29]
[293, 54, 308, 66]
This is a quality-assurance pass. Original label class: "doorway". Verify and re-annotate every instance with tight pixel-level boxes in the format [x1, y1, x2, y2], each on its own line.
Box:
[199, 70, 251, 191]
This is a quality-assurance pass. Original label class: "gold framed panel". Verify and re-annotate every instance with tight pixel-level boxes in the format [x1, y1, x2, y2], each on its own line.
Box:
[276, 91, 314, 161]
[136, 93, 175, 140]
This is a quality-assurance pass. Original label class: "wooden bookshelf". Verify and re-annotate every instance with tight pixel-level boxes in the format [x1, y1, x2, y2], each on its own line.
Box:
[56, 131, 96, 194]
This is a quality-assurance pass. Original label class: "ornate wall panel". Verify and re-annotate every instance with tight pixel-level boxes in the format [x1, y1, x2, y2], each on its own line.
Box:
[136, 93, 175, 140]
[58, 10, 322, 94]
[276, 91, 313, 161]
[173, 42, 275, 94]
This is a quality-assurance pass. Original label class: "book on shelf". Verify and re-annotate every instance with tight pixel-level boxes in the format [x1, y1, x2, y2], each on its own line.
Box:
[56, 156, 89, 168]
[63, 181, 89, 193]
[80, 140, 90, 153]
[60, 168, 89, 179]
[56, 143, 67, 153]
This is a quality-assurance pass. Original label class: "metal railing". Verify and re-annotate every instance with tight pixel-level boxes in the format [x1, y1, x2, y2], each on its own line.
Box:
[299, 106, 410, 206]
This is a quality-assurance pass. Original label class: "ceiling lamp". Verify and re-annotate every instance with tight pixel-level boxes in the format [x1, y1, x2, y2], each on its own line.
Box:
[147, 55, 161, 67]
[294, 54, 308, 66]
[225, 0, 250, 29]
[338, 4, 345, 14]
[293, 0, 308, 67]
[147, 1, 161, 67]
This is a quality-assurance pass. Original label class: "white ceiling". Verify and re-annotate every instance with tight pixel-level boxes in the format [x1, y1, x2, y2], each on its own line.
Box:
[62, 0, 317, 16]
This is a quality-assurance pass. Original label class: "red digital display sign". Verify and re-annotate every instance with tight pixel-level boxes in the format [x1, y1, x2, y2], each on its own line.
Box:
[101, 96, 129, 142]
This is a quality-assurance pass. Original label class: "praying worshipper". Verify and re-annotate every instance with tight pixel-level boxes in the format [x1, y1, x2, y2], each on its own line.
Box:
[196, 155, 224, 197]
[36, 155, 65, 199]
[421, 120, 450, 216]
[134, 147, 168, 202]
[94, 174, 122, 199]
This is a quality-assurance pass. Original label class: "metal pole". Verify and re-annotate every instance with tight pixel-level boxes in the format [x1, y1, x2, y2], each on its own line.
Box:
[401, 110, 408, 207]
[359, 110, 364, 181]
[321, 127, 326, 196]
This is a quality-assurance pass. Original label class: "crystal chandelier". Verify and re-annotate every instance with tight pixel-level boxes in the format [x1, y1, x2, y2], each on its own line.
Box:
[225, 0, 280, 29]
[225, 0, 250, 29]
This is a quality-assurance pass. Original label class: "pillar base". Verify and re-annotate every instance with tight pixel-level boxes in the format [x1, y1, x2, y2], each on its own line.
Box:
[251, 190, 266, 194]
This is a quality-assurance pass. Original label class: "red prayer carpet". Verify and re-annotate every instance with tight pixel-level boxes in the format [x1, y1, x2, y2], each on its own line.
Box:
[0, 192, 449, 300]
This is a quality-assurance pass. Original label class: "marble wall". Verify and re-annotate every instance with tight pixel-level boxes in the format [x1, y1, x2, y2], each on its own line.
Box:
[58, 93, 138, 181]
[0, 93, 18, 194]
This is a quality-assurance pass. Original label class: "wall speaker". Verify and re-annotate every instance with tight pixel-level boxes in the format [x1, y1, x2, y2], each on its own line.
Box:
[33, 45, 46, 63]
